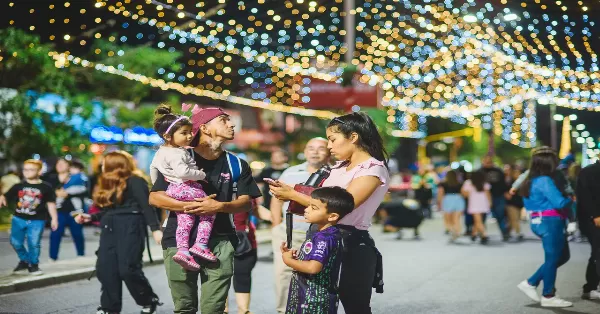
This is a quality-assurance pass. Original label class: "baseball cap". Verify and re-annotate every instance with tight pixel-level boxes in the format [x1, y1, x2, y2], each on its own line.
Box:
[191, 107, 229, 135]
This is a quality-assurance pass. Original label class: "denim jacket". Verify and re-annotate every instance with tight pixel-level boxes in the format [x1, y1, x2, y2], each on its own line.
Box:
[522, 176, 572, 212]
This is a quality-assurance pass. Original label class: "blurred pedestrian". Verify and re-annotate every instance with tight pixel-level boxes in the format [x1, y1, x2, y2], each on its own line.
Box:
[481, 155, 510, 241]
[517, 147, 573, 308]
[0, 159, 58, 275]
[461, 170, 491, 244]
[46, 158, 85, 261]
[75, 152, 162, 314]
[438, 170, 464, 242]
[505, 167, 525, 241]
[256, 149, 289, 210]
[269, 112, 390, 314]
[225, 199, 261, 314]
[270, 137, 330, 313]
[575, 161, 600, 300]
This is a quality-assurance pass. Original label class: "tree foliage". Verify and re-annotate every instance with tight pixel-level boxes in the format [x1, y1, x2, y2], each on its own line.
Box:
[0, 28, 182, 162]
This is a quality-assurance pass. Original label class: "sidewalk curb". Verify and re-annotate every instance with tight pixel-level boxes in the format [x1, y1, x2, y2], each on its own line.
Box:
[0, 237, 271, 295]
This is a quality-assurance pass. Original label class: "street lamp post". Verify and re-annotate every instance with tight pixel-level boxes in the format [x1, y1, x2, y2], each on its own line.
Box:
[344, 0, 355, 64]
[550, 103, 558, 150]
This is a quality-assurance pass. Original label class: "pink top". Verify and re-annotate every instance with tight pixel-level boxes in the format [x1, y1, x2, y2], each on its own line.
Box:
[461, 180, 491, 214]
[322, 158, 390, 230]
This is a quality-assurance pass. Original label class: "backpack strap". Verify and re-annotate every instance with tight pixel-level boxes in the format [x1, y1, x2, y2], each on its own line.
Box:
[226, 151, 242, 197]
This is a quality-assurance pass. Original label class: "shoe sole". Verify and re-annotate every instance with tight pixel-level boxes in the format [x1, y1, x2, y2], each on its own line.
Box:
[13, 270, 28, 275]
[189, 248, 218, 262]
[541, 303, 573, 308]
[517, 283, 541, 302]
[29, 271, 43, 276]
[172, 255, 200, 271]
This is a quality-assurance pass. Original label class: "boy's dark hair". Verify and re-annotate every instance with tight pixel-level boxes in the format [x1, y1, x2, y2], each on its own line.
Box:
[311, 186, 355, 220]
[153, 105, 192, 140]
[70, 159, 85, 171]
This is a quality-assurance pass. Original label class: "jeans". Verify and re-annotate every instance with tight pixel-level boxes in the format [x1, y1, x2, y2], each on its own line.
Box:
[49, 211, 85, 260]
[491, 196, 508, 236]
[10, 216, 46, 265]
[528, 216, 570, 296]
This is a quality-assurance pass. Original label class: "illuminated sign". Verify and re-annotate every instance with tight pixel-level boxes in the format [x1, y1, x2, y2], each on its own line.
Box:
[90, 125, 162, 146]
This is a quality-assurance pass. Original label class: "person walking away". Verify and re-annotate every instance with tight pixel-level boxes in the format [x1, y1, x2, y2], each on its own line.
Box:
[149, 105, 216, 270]
[282, 187, 353, 314]
[505, 167, 525, 241]
[149, 107, 261, 314]
[438, 170, 465, 242]
[461, 170, 491, 244]
[75, 152, 162, 314]
[481, 155, 510, 241]
[224, 199, 260, 314]
[516, 146, 573, 308]
[256, 149, 289, 210]
[412, 168, 433, 219]
[48, 158, 86, 261]
[269, 112, 390, 314]
[270, 137, 330, 313]
[575, 161, 600, 300]
[0, 159, 58, 275]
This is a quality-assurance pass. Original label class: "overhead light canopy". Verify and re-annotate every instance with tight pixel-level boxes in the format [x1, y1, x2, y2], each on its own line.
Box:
[463, 15, 478, 23]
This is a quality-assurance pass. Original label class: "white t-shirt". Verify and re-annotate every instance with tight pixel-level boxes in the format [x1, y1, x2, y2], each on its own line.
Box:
[277, 162, 312, 232]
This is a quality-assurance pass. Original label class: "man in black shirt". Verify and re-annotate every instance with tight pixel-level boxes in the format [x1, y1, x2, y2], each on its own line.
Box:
[576, 162, 600, 299]
[481, 155, 509, 241]
[149, 107, 261, 314]
[0, 159, 58, 275]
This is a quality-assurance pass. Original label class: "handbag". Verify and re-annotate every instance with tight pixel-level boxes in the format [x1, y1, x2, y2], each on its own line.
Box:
[235, 228, 253, 256]
[287, 185, 317, 215]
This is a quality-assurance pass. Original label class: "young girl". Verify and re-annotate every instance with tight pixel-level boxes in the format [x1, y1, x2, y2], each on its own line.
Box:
[150, 105, 216, 271]
[461, 170, 491, 244]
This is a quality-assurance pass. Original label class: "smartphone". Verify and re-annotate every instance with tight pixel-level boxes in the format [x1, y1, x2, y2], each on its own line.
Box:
[263, 178, 278, 185]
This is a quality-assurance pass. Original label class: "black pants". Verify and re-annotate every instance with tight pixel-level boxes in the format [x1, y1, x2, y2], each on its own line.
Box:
[233, 248, 257, 293]
[96, 214, 157, 312]
[582, 222, 600, 293]
[339, 243, 378, 314]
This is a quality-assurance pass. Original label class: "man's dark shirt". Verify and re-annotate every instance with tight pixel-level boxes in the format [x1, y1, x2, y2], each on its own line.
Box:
[151, 151, 261, 250]
[576, 162, 600, 226]
[482, 166, 507, 197]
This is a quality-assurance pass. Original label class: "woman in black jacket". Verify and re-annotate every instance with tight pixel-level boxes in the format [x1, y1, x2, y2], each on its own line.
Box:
[76, 152, 162, 314]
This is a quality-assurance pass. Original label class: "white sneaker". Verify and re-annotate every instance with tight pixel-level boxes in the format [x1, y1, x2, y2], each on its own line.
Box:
[541, 296, 573, 308]
[517, 280, 540, 302]
[582, 290, 600, 300]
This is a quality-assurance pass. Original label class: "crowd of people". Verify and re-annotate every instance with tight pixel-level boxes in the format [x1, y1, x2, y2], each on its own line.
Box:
[0, 102, 599, 312]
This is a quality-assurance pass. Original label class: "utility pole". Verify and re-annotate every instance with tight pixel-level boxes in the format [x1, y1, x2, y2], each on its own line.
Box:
[550, 103, 558, 150]
[344, 0, 355, 64]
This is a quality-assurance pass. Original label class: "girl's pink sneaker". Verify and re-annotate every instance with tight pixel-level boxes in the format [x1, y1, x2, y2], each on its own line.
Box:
[189, 244, 218, 262]
[172, 251, 200, 271]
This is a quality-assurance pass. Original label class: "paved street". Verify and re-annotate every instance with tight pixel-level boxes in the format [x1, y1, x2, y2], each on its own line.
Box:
[1, 217, 598, 314]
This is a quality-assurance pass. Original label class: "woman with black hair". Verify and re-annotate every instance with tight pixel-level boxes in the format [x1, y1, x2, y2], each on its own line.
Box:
[516, 147, 573, 308]
[269, 112, 390, 314]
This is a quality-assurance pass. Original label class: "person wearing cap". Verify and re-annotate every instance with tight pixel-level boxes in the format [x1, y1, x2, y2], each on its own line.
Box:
[149, 106, 261, 314]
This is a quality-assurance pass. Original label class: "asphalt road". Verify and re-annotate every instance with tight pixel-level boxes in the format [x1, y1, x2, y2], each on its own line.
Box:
[1, 218, 598, 314]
